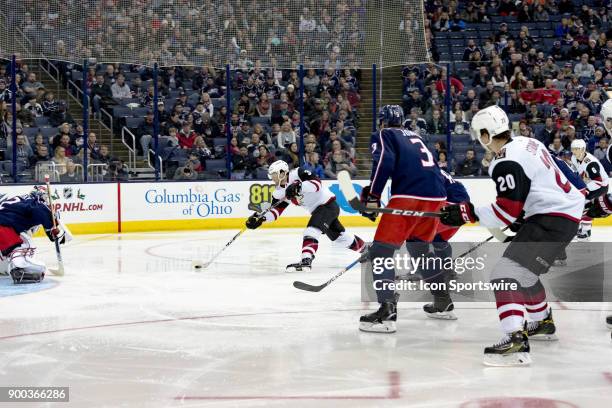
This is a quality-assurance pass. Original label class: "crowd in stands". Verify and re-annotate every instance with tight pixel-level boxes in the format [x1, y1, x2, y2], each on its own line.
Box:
[75, 63, 360, 180]
[11, 0, 365, 70]
[406, 0, 612, 176]
[0, 63, 122, 182]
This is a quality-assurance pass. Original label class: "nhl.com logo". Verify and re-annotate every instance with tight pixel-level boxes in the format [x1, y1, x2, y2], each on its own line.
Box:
[50, 187, 104, 212]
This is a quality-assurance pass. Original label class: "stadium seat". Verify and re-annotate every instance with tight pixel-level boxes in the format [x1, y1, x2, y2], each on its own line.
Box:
[34, 116, 49, 127]
[125, 117, 144, 129]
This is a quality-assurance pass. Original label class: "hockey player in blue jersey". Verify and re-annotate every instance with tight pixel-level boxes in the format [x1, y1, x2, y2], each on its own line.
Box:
[0, 187, 70, 284]
[359, 105, 449, 333]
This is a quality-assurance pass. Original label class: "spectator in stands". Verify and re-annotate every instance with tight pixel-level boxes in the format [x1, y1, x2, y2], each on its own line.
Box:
[304, 152, 324, 179]
[253, 145, 274, 171]
[277, 122, 296, 148]
[136, 111, 155, 156]
[111, 74, 132, 101]
[41, 92, 58, 116]
[93, 145, 113, 164]
[283, 142, 300, 169]
[549, 136, 564, 157]
[52, 146, 71, 174]
[178, 122, 197, 149]
[437, 151, 450, 173]
[481, 150, 494, 176]
[478, 81, 496, 109]
[525, 103, 544, 125]
[463, 39, 481, 62]
[450, 109, 469, 135]
[174, 161, 198, 181]
[29, 144, 50, 168]
[461, 89, 478, 112]
[588, 126, 608, 153]
[594, 137, 609, 162]
[472, 66, 491, 88]
[491, 66, 508, 88]
[9, 134, 33, 168]
[574, 54, 596, 78]
[403, 89, 426, 116]
[60, 161, 80, 183]
[533, 4, 549, 21]
[404, 108, 427, 134]
[194, 110, 221, 139]
[49, 101, 75, 127]
[90, 74, 113, 116]
[456, 148, 479, 176]
[325, 150, 357, 179]
[427, 109, 445, 135]
[232, 146, 252, 175]
[561, 125, 578, 149]
[21, 72, 43, 92]
[538, 117, 557, 145]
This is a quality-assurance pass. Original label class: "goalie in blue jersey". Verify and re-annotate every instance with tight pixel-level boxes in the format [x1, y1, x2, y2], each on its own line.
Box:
[0, 187, 71, 284]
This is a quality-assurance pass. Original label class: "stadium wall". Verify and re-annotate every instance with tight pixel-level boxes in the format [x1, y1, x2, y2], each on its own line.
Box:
[1, 180, 609, 234]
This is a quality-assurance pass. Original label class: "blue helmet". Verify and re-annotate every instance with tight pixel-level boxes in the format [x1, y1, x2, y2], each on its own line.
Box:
[378, 105, 404, 127]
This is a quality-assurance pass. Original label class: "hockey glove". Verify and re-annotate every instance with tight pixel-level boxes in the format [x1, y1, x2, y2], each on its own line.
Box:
[586, 194, 612, 218]
[47, 226, 67, 244]
[359, 185, 380, 222]
[285, 181, 302, 200]
[440, 202, 478, 227]
[245, 212, 264, 229]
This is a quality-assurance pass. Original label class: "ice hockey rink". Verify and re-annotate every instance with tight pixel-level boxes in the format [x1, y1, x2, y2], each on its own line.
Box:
[1, 226, 611, 408]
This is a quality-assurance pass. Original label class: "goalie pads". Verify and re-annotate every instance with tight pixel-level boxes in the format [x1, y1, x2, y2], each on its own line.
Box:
[7, 233, 46, 284]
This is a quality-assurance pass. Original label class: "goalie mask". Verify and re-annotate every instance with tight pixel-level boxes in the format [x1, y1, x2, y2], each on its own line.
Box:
[268, 160, 289, 187]
[470, 105, 511, 150]
[29, 185, 49, 205]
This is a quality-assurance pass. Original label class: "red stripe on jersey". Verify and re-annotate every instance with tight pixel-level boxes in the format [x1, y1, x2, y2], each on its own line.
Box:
[525, 303, 548, 313]
[546, 212, 581, 223]
[307, 180, 321, 192]
[496, 197, 524, 218]
[491, 204, 512, 226]
[499, 309, 525, 320]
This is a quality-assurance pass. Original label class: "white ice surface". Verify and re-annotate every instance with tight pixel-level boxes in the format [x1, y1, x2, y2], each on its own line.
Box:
[0, 226, 611, 408]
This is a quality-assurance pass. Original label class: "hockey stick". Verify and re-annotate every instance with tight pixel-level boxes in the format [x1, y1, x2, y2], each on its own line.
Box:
[454, 227, 511, 259]
[293, 250, 370, 292]
[44, 175, 64, 276]
[337, 171, 442, 218]
[193, 200, 282, 270]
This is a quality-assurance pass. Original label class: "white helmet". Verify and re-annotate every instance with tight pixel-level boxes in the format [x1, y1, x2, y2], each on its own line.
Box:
[601, 99, 612, 137]
[571, 138, 587, 160]
[470, 105, 510, 149]
[268, 160, 289, 181]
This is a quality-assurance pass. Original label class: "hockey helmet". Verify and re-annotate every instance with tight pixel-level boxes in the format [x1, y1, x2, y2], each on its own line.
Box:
[470, 105, 510, 150]
[29, 185, 49, 205]
[268, 160, 289, 185]
[571, 138, 587, 160]
[378, 105, 404, 127]
[601, 99, 612, 137]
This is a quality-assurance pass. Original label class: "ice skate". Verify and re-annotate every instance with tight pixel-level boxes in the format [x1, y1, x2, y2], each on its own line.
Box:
[525, 309, 558, 341]
[423, 294, 457, 320]
[607, 315, 612, 330]
[286, 257, 313, 272]
[483, 330, 531, 367]
[359, 298, 398, 333]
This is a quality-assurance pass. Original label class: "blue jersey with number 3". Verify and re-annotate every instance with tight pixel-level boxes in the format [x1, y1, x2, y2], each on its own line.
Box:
[369, 128, 446, 200]
[0, 195, 53, 234]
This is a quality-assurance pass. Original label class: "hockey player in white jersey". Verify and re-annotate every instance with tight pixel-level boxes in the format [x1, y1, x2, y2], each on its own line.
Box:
[245, 160, 365, 272]
[439, 105, 584, 366]
[583, 98, 612, 332]
[569, 138, 609, 240]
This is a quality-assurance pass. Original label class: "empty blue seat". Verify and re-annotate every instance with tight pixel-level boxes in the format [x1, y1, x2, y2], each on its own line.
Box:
[125, 117, 144, 129]
[34, 116, 49, 127]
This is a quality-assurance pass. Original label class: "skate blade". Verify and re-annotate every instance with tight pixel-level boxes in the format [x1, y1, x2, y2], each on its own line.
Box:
[606, 323, 612, 330]
[483, 352, 531, 367]
[359, 321, 396, 333]
[529, 333, 558, 341]
[553, 260, 567, 267]
[425, 310, 458, 320]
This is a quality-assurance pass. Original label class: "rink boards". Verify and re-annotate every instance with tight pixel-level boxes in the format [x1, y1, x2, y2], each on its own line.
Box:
[1, 179, 609, 234]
